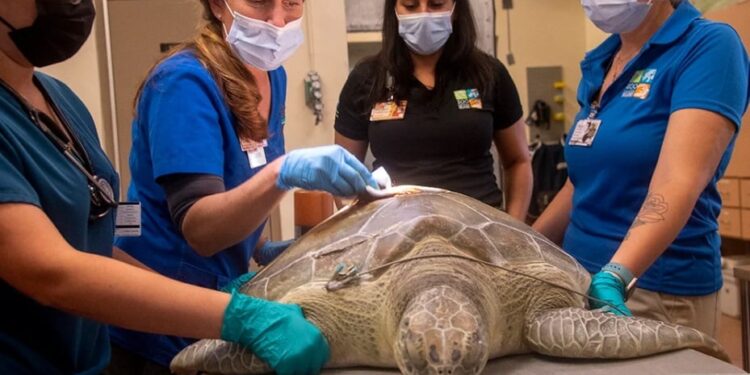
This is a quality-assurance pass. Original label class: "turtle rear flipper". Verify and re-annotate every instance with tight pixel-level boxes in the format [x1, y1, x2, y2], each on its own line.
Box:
[524, 307, 730, 362]
[170, 339, 271, 375]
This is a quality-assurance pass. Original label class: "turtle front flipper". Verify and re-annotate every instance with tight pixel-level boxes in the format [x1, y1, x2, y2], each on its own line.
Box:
[169, 339, 271, 375]
[524, 307, 730, 362]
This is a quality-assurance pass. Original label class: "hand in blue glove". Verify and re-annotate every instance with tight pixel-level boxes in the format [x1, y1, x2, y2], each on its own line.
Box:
[588, 271, 633, 316]
[221, 291, 330, 375]
[221, 272, 257, 293]
[254, 239, 294, 266]
[277, 145, 378, 197]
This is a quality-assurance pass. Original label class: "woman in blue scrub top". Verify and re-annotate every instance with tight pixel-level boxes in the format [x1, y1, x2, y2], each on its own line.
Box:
[0, 1, 339, 375]
[107, 0, 376, 373]
[534, 0, 750, 336]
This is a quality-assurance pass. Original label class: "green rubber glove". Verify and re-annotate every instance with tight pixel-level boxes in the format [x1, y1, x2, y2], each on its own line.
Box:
[221, 291, 330, 375]
[220, 272, 257, 293]
[588, 271, 633, 316]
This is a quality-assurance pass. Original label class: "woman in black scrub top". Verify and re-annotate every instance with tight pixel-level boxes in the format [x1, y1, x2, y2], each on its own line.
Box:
[335, 0, 532, 220]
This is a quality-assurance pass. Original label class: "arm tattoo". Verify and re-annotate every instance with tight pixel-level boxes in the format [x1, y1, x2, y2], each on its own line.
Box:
[624, 193, 668, 241]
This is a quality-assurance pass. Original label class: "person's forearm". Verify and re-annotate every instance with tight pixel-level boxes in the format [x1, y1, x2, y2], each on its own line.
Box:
[182, 157, 286, 256]
[531, 179, 573, 245]
[45, 251, 230, 339]
[610, 182, 700, 277]
[112, 246, 153, 272]
[610, 109, 735, 276]
[0, 204, 230, 340]
[503, 160, 533, 221]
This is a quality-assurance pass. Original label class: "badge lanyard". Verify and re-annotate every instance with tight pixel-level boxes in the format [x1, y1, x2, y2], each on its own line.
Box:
[570, 50, 630, 148]
[569, 100, 602, 147]
[0, 78, 117, 220]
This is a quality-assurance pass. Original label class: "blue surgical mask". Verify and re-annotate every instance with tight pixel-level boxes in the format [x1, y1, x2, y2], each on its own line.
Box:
[582, 0, 653, 34]
[223, 0, 304, 71]
[396, 6, 454, 56]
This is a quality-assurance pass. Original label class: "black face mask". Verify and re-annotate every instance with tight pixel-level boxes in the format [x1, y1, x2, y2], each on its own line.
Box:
[0, 0, 96, 67]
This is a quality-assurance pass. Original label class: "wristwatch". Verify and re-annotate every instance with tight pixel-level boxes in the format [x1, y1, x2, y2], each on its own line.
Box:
[602, 262, 638, 301]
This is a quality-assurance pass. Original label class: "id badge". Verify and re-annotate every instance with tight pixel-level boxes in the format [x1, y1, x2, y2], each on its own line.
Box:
[115, 202, 141, 237]
[370, 101, 407, 122]
[248, 148, 267, 168]
[241, 138, 268, 168]
[569, 119, 602, 147]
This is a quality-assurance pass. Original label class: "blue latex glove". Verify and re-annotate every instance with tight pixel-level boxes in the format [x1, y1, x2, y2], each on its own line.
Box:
[588, 271, 633, 316]
[221, 291, 330, 375]
[254, 239, 294, 266]
[277, 145, 378, 197]
[221, 272, 257, 293]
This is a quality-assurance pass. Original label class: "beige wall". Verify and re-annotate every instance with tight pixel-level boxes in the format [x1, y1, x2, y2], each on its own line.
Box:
[39, 0, 112, 157]
[704, 1, 750, 177]
[585, 20, 609, 52]
[38, 0, 618, 238]
[496, 0, 588, 130]
[40, 35, 104, 132]
[277, 0, 350, 238]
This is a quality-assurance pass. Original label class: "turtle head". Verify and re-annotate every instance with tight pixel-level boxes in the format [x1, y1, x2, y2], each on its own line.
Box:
[395, 285, 488, 375]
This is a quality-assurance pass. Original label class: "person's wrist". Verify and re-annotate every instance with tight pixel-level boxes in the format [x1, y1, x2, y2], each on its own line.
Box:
[274, 155, 292, 191]
[221, 291, 262, 343]
[601, 262, 634, 287]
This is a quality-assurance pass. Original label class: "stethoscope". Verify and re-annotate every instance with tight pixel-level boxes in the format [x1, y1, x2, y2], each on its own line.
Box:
[0, 77, 117, 220]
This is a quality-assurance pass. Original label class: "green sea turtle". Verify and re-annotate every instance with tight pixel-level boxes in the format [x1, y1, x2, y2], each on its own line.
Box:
[171, 187, 729, 375]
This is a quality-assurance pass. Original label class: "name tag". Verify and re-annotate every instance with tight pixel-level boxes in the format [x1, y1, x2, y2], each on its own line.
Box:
[569, 119, 602, 147]
[241, 138, 268, 168]
[247, 148, 267, 168]
[115, 202, 141, 237]
[370, 101, 407, 122]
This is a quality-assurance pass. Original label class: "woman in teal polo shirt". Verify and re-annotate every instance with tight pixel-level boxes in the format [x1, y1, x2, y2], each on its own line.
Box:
[0, 1, 370, 374]
[534, 0, 750, 336]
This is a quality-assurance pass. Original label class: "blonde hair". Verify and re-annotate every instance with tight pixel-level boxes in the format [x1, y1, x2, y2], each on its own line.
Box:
[134, 0, 267, 142]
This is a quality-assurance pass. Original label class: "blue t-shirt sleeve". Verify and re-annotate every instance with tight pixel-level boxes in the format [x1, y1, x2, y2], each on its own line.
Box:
[0, 134, 40, 206]
[671, 24, 750, 130]
[141, 62, 226, 180]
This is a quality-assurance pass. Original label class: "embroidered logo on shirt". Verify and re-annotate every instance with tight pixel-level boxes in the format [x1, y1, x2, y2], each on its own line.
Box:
[622, 69, 657, 100]
[454, 88, 483, 110]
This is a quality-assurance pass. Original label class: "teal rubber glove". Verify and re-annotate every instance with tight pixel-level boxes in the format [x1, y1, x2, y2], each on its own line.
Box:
[254, 239, 294, 266]
[221, 272, 257, 293]
[277, 145, 378, 197]
[588, 271, 633, 316]
[221, 291, 330, 375]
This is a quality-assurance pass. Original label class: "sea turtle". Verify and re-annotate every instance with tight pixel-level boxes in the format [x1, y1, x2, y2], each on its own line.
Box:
[171, 187, 729, 375]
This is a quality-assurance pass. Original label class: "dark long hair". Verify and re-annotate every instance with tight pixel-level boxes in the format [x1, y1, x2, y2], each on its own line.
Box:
[364, 0, 497, 106]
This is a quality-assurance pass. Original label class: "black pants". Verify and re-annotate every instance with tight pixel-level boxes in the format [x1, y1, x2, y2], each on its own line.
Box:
[104, 344, 172, 375]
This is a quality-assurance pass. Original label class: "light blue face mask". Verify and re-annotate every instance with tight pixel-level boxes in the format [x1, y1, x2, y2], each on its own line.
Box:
[396, 5, 454, 56]
[581, 0, 653, 34]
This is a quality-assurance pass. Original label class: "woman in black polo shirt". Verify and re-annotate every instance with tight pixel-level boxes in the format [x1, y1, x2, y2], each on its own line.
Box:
[335, 0, 532, 219]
